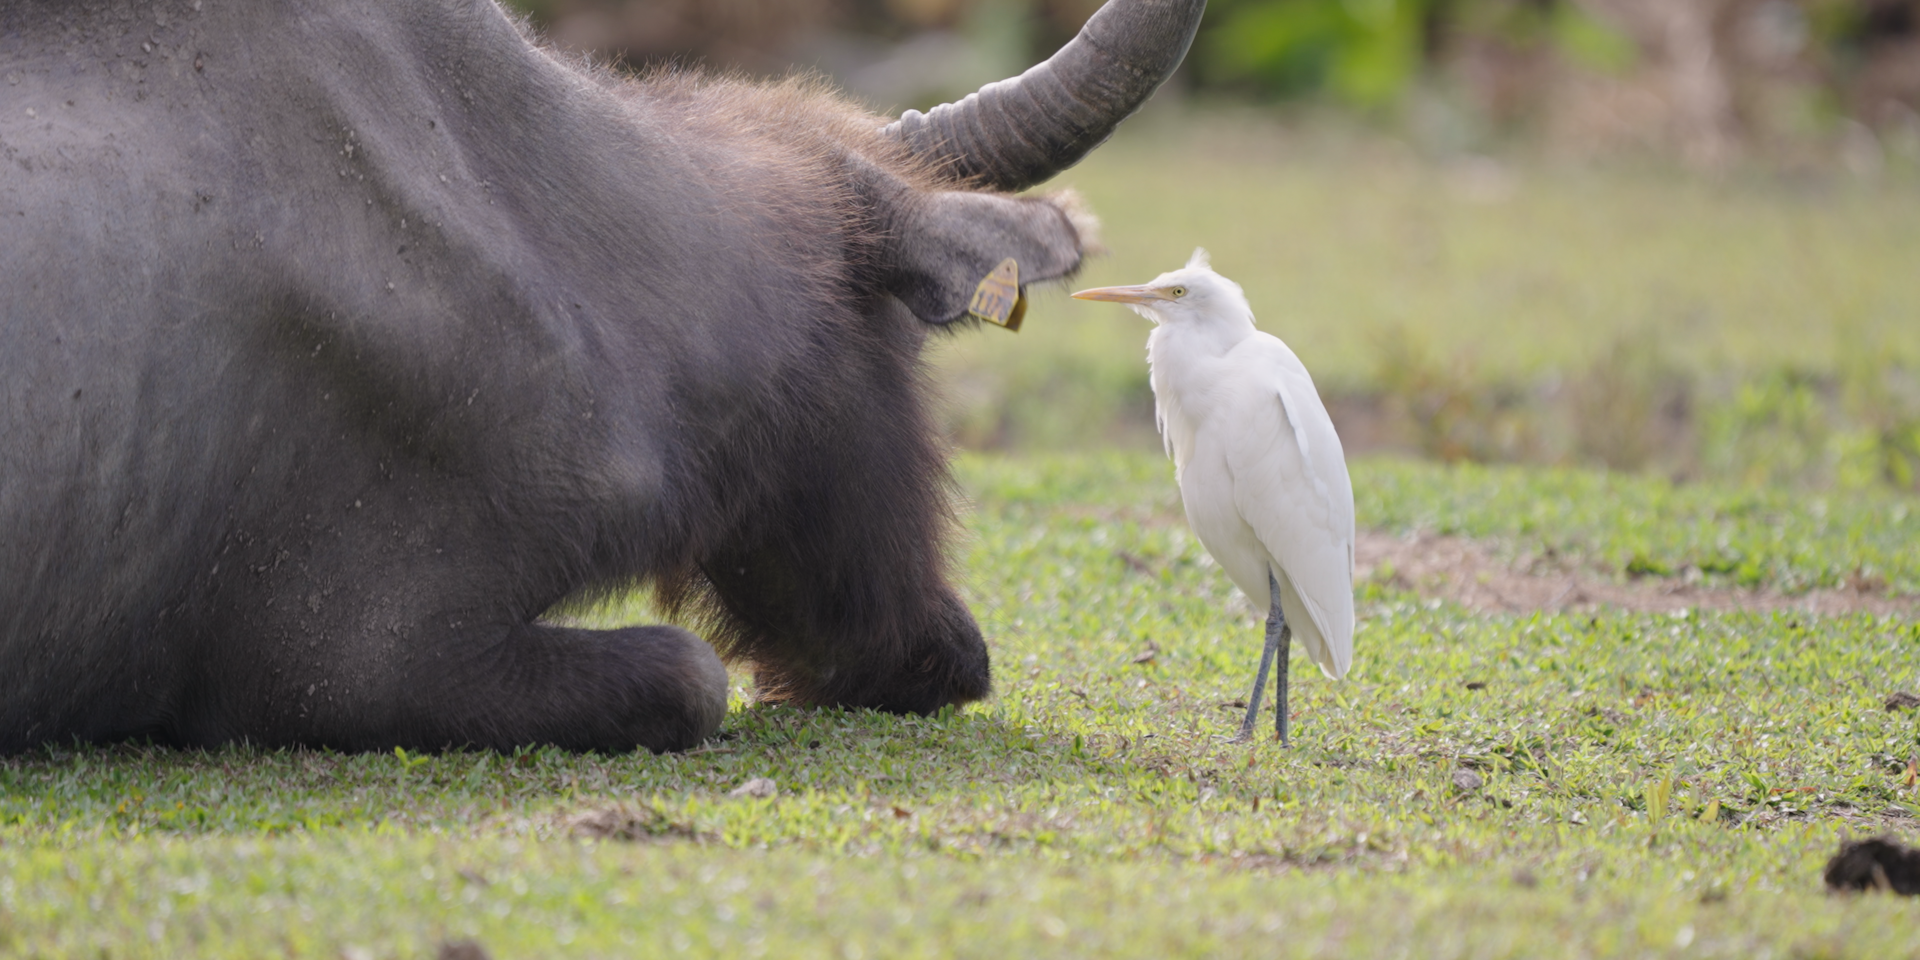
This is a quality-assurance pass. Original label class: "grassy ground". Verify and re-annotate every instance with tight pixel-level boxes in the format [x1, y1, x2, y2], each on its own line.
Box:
[5, 452, 1917, 958]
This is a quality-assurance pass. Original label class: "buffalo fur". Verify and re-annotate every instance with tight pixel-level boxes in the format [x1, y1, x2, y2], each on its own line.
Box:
[0, 0, 1091, 753]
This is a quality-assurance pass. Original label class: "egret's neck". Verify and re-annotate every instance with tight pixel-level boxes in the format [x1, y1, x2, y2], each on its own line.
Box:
[1147, 311, 1258, 371]
[1145, 311, 1259, 469]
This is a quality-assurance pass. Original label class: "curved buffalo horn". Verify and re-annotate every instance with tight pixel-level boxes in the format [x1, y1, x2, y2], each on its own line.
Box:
[882, 0, 1207, 192]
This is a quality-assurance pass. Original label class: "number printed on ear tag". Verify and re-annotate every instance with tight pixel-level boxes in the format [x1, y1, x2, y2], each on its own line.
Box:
[968, 258, 1025, 332]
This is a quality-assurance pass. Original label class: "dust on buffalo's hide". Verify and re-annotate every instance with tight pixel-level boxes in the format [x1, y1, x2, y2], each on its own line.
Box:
[0, 0, 1204, 752]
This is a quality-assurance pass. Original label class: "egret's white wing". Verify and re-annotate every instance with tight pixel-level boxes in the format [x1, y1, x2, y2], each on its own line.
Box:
[1220, 334, 1355, 679]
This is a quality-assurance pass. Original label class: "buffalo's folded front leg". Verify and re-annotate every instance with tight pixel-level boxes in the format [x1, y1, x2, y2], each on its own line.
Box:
[182, 620, 728, 754]
[397, 623, 731, 753]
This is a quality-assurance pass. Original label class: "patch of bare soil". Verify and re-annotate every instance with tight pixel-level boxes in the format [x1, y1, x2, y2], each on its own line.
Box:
[1355, 531, 1920, 618]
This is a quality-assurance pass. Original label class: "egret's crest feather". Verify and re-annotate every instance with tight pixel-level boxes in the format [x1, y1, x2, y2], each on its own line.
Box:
[1186, 247, 1211, 270]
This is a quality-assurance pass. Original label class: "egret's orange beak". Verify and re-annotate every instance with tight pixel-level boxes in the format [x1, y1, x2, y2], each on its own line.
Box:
[1070, 284, 1174, 305]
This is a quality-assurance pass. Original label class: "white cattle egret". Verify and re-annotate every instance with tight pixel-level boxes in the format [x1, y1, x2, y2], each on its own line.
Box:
[1073, 250, 1354, 743]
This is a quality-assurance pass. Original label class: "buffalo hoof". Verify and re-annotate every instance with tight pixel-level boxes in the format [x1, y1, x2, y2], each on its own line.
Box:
[459, 623, 730, 754]
[864, 590, 992, 715]
[754, 590, 991, 716]
[620, 625, 730, 753]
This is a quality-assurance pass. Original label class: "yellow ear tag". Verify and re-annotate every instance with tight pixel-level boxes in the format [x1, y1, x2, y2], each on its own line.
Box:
[968, 258, 1026, 332]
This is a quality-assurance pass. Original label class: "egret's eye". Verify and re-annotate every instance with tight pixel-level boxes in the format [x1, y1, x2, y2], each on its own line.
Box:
[1170, 286, 1187, 298]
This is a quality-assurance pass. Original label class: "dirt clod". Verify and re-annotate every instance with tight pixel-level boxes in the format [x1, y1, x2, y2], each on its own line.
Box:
[1452, 769, 1485, 792]
[1847, 568, 1888, 594]
[437, 942, 492, 960]
[1886, 692, 1920, 712]
[1823, 837, 1920, 895]
[729, 777, 778, 799]
[567, 804, 709, 843]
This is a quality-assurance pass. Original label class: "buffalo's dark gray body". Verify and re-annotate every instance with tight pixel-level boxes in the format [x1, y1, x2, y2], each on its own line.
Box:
[0, 0, 1201, 752]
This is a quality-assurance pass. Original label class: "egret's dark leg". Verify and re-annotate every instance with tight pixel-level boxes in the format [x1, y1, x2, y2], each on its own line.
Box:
[1230, 618, 1279, 743]
[1272, 612, 1292, 746]
[1232, 570, 1292, 744]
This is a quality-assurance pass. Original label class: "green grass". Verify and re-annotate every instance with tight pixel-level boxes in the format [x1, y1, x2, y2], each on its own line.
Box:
[931, 111, 1920, 453]
[5, 451, 1918, 957]
[1354, 457, 1920, 593]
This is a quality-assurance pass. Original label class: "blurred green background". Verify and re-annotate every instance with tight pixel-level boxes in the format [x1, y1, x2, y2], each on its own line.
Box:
[505, 0, 1920, 145]
[503, 0, 1920, 491]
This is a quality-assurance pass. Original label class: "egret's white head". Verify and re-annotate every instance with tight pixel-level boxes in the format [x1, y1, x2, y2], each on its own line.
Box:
[1069, 248, 1253, 331]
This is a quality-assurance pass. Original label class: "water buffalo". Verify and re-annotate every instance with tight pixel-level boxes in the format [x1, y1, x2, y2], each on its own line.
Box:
[0, 0, 1204, 752]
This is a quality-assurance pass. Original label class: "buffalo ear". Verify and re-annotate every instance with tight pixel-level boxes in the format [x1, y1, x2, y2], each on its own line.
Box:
[884, 191, 1085, 325]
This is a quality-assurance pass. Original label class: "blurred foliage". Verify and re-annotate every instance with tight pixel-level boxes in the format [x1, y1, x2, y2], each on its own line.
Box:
[501, 0, 1920, 150]
[1367, 337, 1920, 493]
[1202, 0, 1432, 108]
[1198, 0, 1635, 109]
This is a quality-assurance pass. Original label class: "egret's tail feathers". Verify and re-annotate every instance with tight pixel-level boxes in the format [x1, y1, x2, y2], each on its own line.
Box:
[1264, 567, 1354, 681]
[1295, 590, 1354, 681]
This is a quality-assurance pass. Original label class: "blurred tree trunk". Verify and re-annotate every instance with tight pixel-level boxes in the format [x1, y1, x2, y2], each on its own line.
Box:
[1573, 0, 1763, 165]
[1831, 1, 1920, 129]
